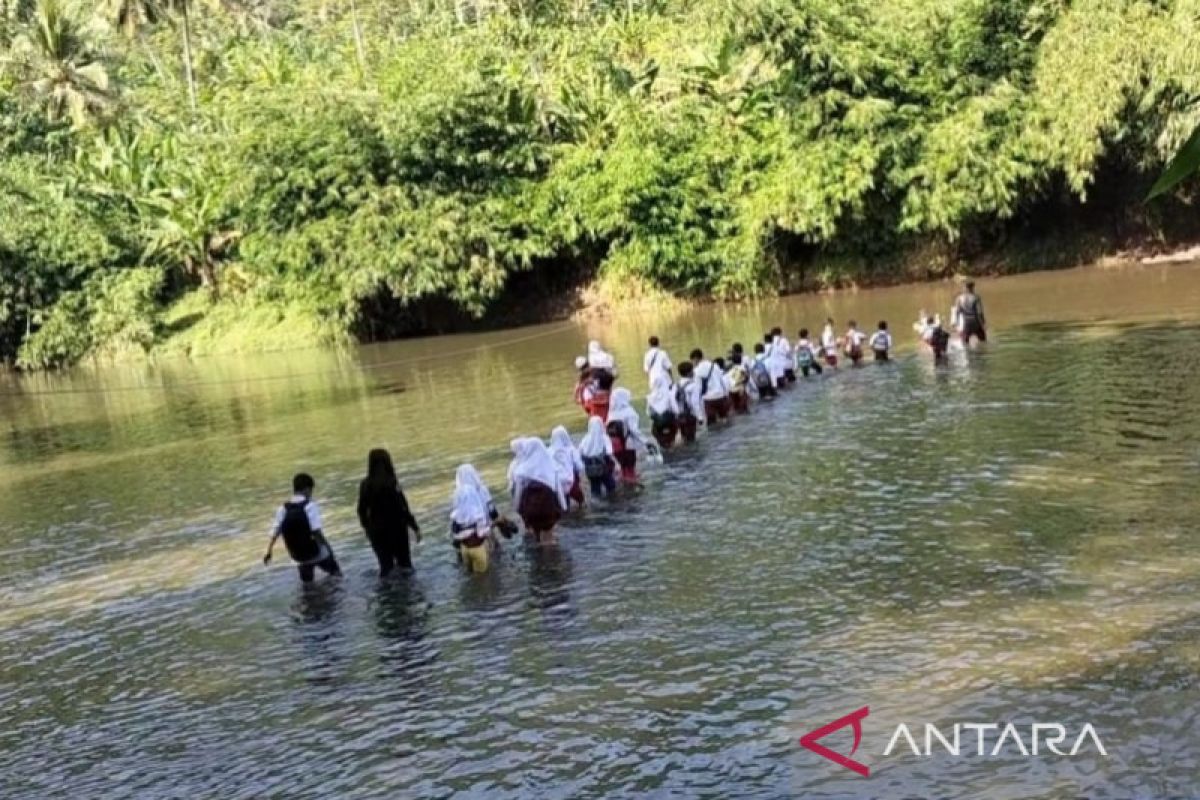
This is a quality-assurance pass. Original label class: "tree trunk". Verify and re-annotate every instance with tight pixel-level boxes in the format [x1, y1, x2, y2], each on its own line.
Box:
[180, 3, 198, 114]
[349, 0, 367, 76]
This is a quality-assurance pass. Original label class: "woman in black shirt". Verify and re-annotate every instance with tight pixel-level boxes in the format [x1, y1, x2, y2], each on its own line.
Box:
[357, 449, 422, 576]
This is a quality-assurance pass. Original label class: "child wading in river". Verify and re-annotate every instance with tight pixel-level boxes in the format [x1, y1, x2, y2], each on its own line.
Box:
[821, 319, 839, 368]
[646, 369, 681, 449]
[264, 473, 343, 583]
[795, 329, 823, 377]
[676, 361, 704, 442]
[844, 321, 867, 365]
[869, 321, 892, 361]
[578, 416, 618, 497]
[449, 464, 509, 574]
[607, 387, 655, 486]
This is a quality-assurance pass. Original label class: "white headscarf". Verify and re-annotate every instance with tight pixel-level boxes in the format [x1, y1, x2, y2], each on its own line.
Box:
[451, 464, 492, 528]
[549, 425, 584, 492]
[587, 340, 615, 370]
[646, 370, 676, 415]
[578, 415, 613, 458]
[509, 437, 566, 509]
[608, 387, 645, 445]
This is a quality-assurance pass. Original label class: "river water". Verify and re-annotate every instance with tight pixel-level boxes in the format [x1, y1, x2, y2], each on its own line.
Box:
[2, 263, 1199, 799]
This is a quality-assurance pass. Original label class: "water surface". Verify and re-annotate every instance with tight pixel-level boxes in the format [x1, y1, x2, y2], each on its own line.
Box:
[2, 263, 1199, 798]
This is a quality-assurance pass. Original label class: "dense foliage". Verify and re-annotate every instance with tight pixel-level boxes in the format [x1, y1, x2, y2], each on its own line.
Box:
[1, 0, 1198, 366]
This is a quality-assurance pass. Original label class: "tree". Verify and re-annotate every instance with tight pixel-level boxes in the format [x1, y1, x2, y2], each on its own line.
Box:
[4, 0, 116, 126]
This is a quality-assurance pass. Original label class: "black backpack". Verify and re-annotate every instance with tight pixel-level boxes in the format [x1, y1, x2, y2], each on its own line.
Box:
[280, 501, 321, 562]
[606, 418, 628, 442]
[582, 455, 609, 478]
[932, 327, 950, 350]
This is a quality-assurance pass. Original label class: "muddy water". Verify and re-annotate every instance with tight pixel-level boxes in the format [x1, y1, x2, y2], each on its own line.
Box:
[1, 262, 1199, 798]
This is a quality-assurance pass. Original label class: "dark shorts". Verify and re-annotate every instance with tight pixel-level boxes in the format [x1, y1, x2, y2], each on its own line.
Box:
[679, 414, 699, 442]
[704, 397, 732, 424]
[731, 391, 749, 413]
[873, 349, 889, 361]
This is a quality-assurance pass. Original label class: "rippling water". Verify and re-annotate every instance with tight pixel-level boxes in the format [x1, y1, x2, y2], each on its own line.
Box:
[2, 265, 1199, 798]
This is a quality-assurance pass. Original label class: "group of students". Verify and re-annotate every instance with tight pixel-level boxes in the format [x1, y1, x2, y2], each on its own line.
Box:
[265, 283, 988, 583]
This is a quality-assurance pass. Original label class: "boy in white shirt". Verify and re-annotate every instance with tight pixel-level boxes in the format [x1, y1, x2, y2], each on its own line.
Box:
[869, 321, 892, 361]
[844, 320, 868, 365]
[690, 348, 732, 425]
[642, 335, 673, 386]
[263, 473, 342, 583]
[675, 361, 705, 442]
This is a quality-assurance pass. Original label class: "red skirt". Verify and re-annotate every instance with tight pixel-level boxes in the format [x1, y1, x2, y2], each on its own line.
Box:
[518, 482, 562, 533]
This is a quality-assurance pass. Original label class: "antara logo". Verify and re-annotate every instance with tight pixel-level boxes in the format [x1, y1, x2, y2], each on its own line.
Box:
[799, 706, 872, 777]
[799, 707, 1108, 777]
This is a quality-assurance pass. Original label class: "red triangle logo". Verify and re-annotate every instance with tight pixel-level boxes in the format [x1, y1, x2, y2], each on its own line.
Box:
[799, 706, 871, 777]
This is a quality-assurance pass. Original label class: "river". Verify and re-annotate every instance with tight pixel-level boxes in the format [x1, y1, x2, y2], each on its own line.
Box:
[1, 262, 1199, 798]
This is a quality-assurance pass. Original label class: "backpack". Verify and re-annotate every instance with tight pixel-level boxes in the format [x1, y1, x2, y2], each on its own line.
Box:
[676, 381, 697, 419]
[749, 359, 772, 390]
[280, 501, 320, 562]
[932, 327, 950, 350]
[727, 364, 748, 391]
[582, 454, 609, 479]
[796, 346, 814, 367]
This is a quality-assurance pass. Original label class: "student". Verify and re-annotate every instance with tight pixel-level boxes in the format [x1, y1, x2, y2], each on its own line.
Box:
[762, 333, 785, 389]
[844, 320, 867, 365]
[692, 349, 732, 424]
[573, 357, 593, 417]
[264, 472, 343, 583]
[584, 368, 614, 422]
[508, 437, 566, 542]
[726, 353, 751, 414]
[750, 343, 778, 398]
[921, 315, 950, 360]
[587, 340, 617, 374]
[954, 280, 987, 344]
[357, 448, 422, 577]
[549, 425, 586, 509]
[449, 464, 503, 574]
[869, 321, 892, 361]
[646, 370, 681, 449]
[821, 318, 839, 367]
[730, 342, 745, 363]
[771, 327, 797, 384]
[795, 328, 823, 377]
[643, 336, 673, 385]
[675, 361, 704, 442]
[608, 387, 654, 485]
[578, 416, 618, 498]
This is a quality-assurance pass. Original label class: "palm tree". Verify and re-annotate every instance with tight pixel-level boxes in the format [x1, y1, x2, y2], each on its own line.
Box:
[4, 0, 116, 126]
[97, 0, 162, 37]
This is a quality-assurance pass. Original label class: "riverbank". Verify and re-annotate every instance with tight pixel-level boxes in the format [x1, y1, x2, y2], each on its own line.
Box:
[136, 229, 1200, 363]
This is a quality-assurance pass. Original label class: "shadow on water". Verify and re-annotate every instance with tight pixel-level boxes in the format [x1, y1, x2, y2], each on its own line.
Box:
[288, 577, 348, 689]
[526, 539, 576, 624]
[371, 574, 438, 679]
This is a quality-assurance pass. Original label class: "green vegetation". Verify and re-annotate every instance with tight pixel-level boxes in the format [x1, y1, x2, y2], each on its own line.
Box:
[1, 0, 1198, 367]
